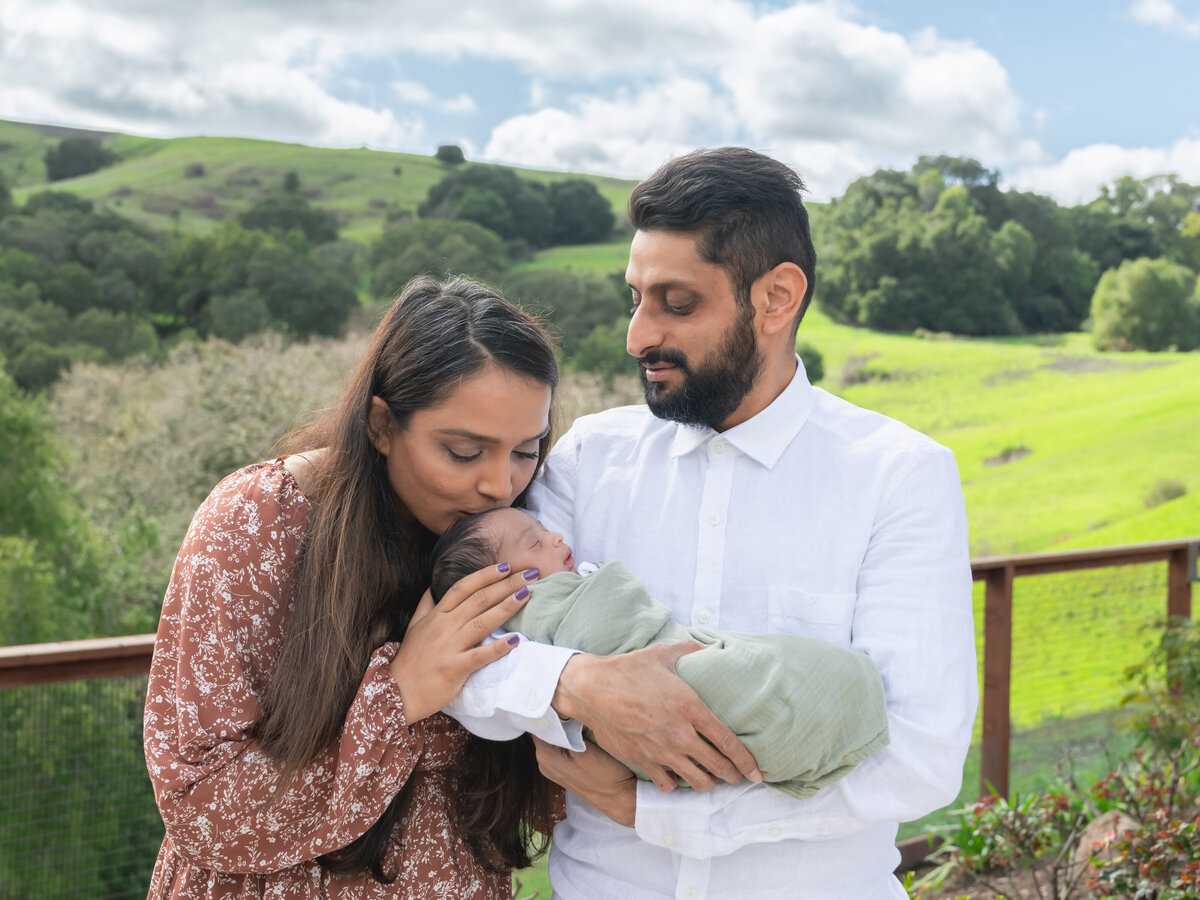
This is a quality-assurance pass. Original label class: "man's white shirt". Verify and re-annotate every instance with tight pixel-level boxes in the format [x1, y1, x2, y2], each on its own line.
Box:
[448, 357, 977, 900]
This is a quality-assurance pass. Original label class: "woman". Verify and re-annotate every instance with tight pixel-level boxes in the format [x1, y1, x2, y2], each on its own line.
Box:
[143, 276, 564, 898]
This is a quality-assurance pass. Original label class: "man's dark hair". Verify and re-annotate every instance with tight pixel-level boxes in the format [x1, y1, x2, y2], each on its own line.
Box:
[430, 509, 505, 602]
[628, 147, 817, 329]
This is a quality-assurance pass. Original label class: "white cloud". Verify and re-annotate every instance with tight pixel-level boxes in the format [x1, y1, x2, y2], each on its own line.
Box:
[1007, 137, 1200, 204]
[1130, 0, 1200, 36]
[484, 78, 737, 177]
[392, 80, 477, 115]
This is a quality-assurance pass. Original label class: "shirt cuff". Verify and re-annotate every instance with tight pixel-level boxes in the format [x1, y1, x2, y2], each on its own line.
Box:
[443, 633, 585, 750]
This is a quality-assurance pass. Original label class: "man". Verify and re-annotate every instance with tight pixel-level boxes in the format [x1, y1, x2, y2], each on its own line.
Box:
[522, 147, 978, 899]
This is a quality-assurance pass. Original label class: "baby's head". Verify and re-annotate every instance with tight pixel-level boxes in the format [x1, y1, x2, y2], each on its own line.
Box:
[430, 507, 576, 602]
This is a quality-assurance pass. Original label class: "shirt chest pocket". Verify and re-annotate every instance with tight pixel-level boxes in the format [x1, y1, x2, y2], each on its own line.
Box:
[767, 585, 856, 647]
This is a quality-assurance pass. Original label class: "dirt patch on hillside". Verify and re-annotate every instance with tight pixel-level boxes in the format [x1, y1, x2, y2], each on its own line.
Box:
[1039, 355, 1168, 375]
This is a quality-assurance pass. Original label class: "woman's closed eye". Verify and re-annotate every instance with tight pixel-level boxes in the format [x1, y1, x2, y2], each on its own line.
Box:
[444, 445, 482, 463]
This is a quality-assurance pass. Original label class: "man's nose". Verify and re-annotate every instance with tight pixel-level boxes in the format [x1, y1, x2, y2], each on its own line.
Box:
[626, 302, 661, 358]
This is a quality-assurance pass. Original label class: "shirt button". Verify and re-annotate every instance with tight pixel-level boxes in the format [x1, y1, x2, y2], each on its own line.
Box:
[713, 439, 726, 454]
[697, 611, 711, 624]
[769, 826, 782, 837]
[473, 696, 483, 708]
[533, 717, 548, 728]
[525, 696, 539, 712]
[707, 513, 719, 526]
[685, 889, 698, 899]
[661, 833, 675, 847]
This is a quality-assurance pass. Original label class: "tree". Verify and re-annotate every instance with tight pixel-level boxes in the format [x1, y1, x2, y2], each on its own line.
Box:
[238, 191, 339, 245]
[43, 137, 118, 182]
[419, 164, 553, 247]
[502, 269, 628, 356]
[549, 179, 615, 244]
[435, 144, 465, 165]
[0, 171, 11, 220]
[370, 219, 510, 297]
[1089, 257, 1200, 351]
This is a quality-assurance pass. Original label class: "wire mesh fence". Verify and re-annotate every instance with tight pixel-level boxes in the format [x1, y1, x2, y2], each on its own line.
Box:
[0, 541, 1193, 881]
[0, 674, 162, 899]
[901, 556, 1184, 841]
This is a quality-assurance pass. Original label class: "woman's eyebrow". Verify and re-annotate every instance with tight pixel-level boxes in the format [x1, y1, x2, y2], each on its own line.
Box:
[435, 426, 550, 444]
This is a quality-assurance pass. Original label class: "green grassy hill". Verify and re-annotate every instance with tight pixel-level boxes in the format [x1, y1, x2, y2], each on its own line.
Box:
[0, 119, 637, 244]
[796, 308, 1198, 556]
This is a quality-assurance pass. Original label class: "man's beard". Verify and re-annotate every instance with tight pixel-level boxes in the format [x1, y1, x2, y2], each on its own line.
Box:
[638, 306, 762, 429]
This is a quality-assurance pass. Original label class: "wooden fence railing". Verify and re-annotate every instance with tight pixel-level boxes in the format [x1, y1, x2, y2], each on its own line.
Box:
[972, 537, 1197, 800]
[1, 536, 1197, 875]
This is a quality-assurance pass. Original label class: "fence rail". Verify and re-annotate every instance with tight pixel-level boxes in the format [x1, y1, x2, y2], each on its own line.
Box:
[1, 537, 1197, 891]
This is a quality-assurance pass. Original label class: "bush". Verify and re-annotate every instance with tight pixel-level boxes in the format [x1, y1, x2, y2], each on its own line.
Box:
[435, 144, 465, 165]
[1090, 257, 1200, 351]
[44, 137, 118, 182]
[797, 341, 824, 383]
[184, 162, 205, 178]
[1144, 478, 1188, 509]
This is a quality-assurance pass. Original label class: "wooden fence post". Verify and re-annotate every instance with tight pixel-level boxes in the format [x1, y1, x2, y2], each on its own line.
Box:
[1166, 543, 1195, 623]
[980, 564, 1014, 798]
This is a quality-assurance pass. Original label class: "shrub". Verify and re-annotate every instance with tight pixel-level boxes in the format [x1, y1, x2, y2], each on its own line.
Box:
[1144, 478, 1188, 509]
[184, 162, 205, 178]
[1089, 257, 1200, 352]
[797, 341, 824, 383]
[44, 137, 118, 182]
[435, 144, 465, 165]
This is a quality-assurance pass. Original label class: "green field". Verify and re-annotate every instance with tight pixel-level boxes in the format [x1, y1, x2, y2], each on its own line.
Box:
[0, 119, 637, 244]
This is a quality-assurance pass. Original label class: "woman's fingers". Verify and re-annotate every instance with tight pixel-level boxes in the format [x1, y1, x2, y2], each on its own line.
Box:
[438, 564, 540, 619]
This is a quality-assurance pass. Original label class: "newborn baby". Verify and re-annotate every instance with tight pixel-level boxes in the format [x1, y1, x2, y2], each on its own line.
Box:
[431, 507, 889, 799]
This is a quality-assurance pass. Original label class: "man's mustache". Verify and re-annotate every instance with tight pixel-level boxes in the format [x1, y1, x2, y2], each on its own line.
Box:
[637, 349, 689, 370]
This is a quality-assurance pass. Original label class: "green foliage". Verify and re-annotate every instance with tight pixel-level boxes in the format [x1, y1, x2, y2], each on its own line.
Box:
[1089, 257, 1200, 351]
[919, 622, 1200, 899]
[369, 218, 510, 296]
[238, 188, 339, 245]
[435, 144, 465, 165]
[0, 364, 116, 639]
[43, 136, 118, 182]
[502, 268, 628, 357]
[548, 179, 616, 245]
[571, 319, 633, 387]
[797, 341, 824, 383]
[421, 163, 553, 247]
[0, 170, 10, 219]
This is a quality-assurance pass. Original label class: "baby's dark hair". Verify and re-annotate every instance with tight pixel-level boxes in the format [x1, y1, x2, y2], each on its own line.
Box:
[430, 508, 507, 602]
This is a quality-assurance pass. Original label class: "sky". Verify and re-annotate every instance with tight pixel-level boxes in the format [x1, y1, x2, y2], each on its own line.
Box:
[0, 0, 1197, 204]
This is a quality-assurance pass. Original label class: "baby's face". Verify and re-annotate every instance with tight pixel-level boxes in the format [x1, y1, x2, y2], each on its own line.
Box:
[489, 508, 576, 575]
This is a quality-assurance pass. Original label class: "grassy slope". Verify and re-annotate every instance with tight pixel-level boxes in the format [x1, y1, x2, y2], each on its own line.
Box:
[0, 119, 637, 244]
[797, 309, 1199, 556]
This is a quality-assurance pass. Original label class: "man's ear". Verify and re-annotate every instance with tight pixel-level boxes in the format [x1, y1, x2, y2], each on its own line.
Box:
[756, 262, 808, 337]
[367, 396, 394, 456]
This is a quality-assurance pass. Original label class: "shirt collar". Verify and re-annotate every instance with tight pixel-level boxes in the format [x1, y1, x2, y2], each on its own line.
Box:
[668, 355, 815, 468]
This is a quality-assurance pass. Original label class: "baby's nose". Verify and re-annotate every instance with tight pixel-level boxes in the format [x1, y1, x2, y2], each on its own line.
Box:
[550, 532, 564, 545]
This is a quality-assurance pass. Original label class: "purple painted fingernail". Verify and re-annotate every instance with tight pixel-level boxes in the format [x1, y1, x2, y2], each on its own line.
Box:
[522, 568, 540, 581]
[497, 562, 510, 574]
[507, 634, 520, 646]
[514, 585, 530, 602]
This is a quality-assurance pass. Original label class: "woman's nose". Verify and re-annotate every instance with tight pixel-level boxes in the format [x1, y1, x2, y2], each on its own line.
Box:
[477, 460, 513, 501]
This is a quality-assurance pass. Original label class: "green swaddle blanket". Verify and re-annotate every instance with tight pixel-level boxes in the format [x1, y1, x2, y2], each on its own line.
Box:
[506, 561, 889, 799]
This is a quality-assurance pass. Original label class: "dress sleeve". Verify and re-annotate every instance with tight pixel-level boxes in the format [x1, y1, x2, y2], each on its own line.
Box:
[143, 465, 425, 874]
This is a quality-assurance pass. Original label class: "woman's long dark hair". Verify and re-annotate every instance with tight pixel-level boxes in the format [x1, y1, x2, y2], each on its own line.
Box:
[255, 276, 559, 882]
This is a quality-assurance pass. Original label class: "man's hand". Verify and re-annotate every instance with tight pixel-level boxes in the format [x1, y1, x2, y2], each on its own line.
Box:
[552, 641, 762, 792]
[533, 737, 636, 827]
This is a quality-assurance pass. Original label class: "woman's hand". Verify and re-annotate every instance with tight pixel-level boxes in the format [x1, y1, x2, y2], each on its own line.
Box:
[533, 737, 636, 828]
[551, 642, 762, 793]
[390, 563, 539, 723]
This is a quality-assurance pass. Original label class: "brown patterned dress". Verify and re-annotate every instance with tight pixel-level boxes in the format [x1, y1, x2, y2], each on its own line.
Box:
[144, 459, 542, 898]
